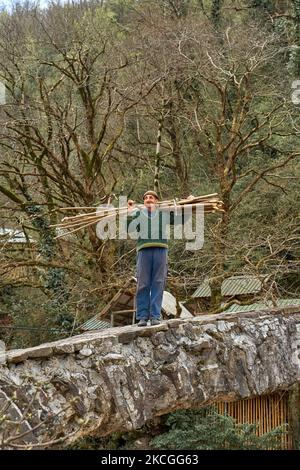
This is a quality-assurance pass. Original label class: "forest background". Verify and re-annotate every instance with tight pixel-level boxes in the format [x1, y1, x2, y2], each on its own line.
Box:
[0, 0, 299, 349]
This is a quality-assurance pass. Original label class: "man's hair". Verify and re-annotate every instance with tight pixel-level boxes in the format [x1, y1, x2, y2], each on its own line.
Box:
[143, 190, 159, 200]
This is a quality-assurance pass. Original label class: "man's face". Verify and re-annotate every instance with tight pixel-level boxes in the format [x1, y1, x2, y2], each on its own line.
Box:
[143, 194, 158, 211]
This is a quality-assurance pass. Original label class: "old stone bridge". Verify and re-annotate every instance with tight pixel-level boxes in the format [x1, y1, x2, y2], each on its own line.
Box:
[0, 307, 300, 448]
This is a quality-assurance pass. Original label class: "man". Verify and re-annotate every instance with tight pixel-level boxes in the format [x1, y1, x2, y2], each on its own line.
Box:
[127, 190, 190, 327]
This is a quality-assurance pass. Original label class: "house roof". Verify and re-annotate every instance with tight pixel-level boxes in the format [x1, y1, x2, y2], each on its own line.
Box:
[0, 227, 35, 244]
[80, 277, 192, 332]
[79, 318, 111, 331]
[221, 298, 300, 314]
[193, 276, 264, 298]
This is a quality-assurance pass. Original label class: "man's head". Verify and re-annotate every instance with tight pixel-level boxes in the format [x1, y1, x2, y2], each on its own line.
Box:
[143, 190, 159, 211]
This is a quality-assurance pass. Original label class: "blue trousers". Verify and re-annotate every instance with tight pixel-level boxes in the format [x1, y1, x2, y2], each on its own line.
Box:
[136, 247, 168, 320]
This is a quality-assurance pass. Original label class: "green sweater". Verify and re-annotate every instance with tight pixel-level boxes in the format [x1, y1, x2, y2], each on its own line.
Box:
[127, 208, 177, 251]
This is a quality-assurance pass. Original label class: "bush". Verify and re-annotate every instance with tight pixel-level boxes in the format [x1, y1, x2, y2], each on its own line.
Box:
[151, 407, 287, 450]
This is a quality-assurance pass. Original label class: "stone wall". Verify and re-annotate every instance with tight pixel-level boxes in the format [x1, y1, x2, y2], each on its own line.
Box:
[0, 308, 300, 448]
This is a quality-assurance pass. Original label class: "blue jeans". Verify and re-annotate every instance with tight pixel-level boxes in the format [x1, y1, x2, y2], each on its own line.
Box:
[136, 247, 168, 320]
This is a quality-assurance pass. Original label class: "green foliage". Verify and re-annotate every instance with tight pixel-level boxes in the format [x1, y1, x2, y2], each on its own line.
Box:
[25, 205, 55, 260]
[25, 205, 74, 331]
[211, 0, 223, 26]
[67, 435, 107, 450]
[0, 286, 65, 348]
[151, 408, 287, 450]
[105, 0, 137, 23]
[43, 267, 74, 331]
[248, 0, 274, 13]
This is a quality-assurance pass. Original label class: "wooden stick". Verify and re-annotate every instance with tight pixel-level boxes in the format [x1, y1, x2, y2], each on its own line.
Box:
[58, 197, 221, 217]
[59, 206, 104, 211]
[54, 219, 99, 239]
[52, 200, 224, 228]
[59, 193, 220, 212]
[66, 202, 222, 227]
[52, 202, 224, 233]
[52, 204, 146, 225]
[58, 194, 220, 215]
[51, 194, 225, 237]
[52, 213, 111, 228]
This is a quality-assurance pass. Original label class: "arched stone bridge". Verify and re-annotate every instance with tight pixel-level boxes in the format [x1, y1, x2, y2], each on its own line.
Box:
[0, 307, 300, 448]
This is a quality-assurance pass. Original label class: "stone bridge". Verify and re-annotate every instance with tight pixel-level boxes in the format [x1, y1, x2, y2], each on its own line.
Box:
[0, 307, 300, 448]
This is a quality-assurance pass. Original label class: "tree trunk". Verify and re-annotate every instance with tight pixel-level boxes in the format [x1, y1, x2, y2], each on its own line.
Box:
[288, 383, 300, 449]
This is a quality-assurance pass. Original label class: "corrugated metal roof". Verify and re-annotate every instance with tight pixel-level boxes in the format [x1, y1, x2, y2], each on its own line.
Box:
[222, 298, 300, 314]
[193, 276, 263, 298]
[0, 228, 35, 244]
[80, 318, 111, 331]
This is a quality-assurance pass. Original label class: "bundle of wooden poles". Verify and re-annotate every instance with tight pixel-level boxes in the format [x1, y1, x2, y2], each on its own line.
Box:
[50, 193, 224, 239]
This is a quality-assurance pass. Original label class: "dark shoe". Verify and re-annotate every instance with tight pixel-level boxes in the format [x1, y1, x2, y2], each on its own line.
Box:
[150, 319, 160, 326]
[137, 319, 148, 327]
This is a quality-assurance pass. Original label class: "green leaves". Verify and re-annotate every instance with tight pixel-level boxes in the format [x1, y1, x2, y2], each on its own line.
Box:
[151, 408, 287, 450]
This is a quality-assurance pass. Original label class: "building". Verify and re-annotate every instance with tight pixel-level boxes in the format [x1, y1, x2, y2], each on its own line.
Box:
[186, 275, 267, 313]
[184, 274, 300, 315]
[0, 227, 36, 283]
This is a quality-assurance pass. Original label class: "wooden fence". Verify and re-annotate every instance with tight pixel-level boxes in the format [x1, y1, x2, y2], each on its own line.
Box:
[214, 391, 291, 449]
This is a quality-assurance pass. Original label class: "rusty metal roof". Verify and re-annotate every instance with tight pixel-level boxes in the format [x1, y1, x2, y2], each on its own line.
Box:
[193, 276, 264, 298]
